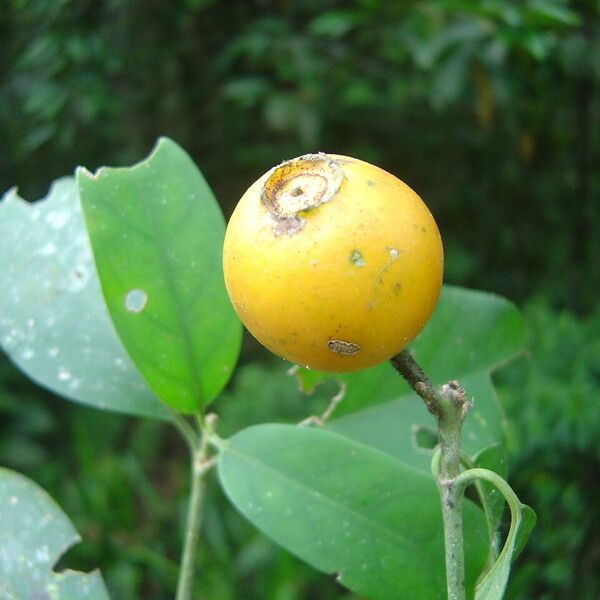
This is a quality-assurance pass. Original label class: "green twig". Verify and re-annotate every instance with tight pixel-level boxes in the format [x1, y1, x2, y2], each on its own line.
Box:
[436, 385, 468, 600]
[171, 413, 221, 600]
[168, 408, 199, 453]
[391, 350, 470, 600]
[175, 426, 211, 600]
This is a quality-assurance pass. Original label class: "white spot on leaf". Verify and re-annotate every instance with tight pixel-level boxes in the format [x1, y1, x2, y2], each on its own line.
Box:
[124, 289, 148, 313]
[45, 210, 70, 230]
[21, 348, 34, 361]
[37, 242, 57, 256]
[58, 367, 71, 381]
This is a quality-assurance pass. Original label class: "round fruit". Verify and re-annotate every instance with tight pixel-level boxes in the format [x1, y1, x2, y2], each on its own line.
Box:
[223, 153, 443, 372]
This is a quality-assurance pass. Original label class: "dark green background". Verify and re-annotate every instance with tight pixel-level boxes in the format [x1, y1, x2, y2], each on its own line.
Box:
[1, 1, 599, 599]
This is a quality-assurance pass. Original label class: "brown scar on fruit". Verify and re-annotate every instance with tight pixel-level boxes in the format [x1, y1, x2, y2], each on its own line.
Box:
[261, 153, 344, 236]
[327, 339, 361, 355]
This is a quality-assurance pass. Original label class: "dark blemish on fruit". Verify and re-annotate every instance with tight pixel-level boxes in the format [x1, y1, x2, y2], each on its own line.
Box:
[350, 250, 365, 266]
[327, 340, 360, 355]
[261, 153, 344, 236]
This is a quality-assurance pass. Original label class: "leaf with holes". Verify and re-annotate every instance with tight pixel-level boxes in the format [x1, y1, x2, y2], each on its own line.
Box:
[0, 467, 109, 600]
[218, 424, 488, 600]
[0, 178, 169, 420]
[78, 138, 242, 413]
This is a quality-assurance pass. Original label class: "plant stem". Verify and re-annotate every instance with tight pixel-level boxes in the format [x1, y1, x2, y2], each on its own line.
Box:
[390, 349, 438, 416]
[169, 409, 199, 453]
[391, 351, 469, 600]
[175, 425, 210, 600]
[437, 388, 467, 600]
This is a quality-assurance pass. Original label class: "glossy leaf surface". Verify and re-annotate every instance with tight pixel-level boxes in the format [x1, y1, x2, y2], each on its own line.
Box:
[78, 138, 242, 413]
[219, 424, 488, 600]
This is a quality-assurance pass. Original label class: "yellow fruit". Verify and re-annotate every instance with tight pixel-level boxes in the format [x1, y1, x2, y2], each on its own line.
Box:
[223, 153, 443, 372]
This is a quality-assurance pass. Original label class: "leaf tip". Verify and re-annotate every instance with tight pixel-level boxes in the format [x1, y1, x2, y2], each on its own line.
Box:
[146, 136, 176, 159]
[156, 135, 172, 143]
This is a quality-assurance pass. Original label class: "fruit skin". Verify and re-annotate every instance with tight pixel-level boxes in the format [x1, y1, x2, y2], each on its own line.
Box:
[223, 154, 443, 372]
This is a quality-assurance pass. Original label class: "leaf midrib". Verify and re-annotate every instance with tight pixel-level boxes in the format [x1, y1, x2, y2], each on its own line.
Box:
[138, 177, 204, 406]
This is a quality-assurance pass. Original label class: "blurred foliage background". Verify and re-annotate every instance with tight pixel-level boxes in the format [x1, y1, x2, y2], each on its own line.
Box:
[1, 0, 599, 599]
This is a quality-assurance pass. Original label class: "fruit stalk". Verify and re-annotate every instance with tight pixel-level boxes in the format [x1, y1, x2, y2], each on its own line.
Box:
[391, 351, 469, 600]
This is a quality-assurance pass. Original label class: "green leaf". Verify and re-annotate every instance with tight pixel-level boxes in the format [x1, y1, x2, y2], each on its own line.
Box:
[524, 0, 581, 27]
[473, 444, 508, 556]
[0, 467, 110, 600]
[404, 286, 524, 384]
[0, 178, 169, 420]
[512, 505, 537, 561]
[222, 77, 270, 108]
[308, 9, 362, 37]
[520, 32, 555, 60]
[218, 424, 488, 600]
[78, 138, 242, 413]
[325, 371, 503, 478]
[215, 361, 339, 438]
[454, 468, 536, 600]
[330, 387, 435, 473]
[430, 47, 471, 109]
[475, 499, 535, 599]
[306, 286, 525, 460]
